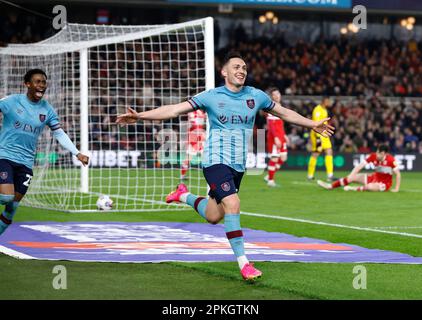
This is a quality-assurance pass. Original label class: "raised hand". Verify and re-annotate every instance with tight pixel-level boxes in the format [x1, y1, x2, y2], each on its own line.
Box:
[312, 117, 335, 138]
[115, 107, 140, 125]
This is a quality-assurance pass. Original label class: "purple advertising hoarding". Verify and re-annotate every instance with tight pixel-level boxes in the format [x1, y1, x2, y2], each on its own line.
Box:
[1, 222, 421, 264]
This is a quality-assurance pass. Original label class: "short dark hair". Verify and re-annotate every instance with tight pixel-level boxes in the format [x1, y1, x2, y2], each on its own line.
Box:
[222, 52, 244, 66]
[267, 87, 280, 95]
[24, 69, 47, 83]
[377, 145, 389, 153]
[322, 95, 331, 101]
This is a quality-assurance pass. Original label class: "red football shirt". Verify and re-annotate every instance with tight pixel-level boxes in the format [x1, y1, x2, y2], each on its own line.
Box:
[365, 153, 397, 184]
[266, 113, 286, 140]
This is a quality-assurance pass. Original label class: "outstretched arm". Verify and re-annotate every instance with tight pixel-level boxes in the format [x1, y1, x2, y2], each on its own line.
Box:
[52, 128, 89, 166]
[116, 101, 194, 125]
[269, 103, 334, 137]
[391, 168, 401, 192]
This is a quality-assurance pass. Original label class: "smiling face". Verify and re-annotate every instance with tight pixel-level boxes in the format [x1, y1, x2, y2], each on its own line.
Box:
[221, 57, 247, 91]
[25, 73, 47, 102]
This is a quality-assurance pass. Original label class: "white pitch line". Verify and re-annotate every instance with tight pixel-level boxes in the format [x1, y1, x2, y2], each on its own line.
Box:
[292, 181, 422, 193]
[371, 226, 422, 230]
[240, 211, 422, 239]
[0, 245, 35, 259]
[291, 181, 316, 186]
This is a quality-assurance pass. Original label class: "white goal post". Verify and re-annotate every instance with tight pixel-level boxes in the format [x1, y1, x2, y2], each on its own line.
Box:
[0, 17, 214, 212]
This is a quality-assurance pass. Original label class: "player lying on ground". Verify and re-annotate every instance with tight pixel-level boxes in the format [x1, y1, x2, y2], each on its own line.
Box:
[0, 69, 89, 235]
[116, 52, 334, 281]
[317, 145, 400, 192]
[264, 87, 289, 187]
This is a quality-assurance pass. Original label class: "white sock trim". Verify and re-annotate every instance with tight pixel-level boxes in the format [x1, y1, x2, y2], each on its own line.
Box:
[179, 192, 190, 203]
[237, 255, 249, 269]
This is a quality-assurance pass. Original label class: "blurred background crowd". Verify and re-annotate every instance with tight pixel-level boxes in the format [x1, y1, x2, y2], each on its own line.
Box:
[1, 7, 421, 155]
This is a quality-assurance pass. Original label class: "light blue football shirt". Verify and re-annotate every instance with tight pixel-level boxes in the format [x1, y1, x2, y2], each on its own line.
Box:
[188, 85, 275, 172]
[0, 94, 61, 169]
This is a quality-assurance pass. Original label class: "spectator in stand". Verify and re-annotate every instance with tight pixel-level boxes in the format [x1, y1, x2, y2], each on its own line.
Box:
[217, 37, 422, 97]
[339, 135, 357, 153]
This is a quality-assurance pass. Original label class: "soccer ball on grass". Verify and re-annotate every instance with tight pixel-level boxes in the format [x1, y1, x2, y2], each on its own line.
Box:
[96, 195, 113, 211]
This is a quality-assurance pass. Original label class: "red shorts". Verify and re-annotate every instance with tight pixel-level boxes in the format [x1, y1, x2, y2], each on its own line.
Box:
[366, 173, 392, 191]
[267, 134, 287, 156]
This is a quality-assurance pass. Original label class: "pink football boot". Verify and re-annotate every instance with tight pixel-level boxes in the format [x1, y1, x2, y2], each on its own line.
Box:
[240, 263, 262, 281]
[165, 183, 189, 203]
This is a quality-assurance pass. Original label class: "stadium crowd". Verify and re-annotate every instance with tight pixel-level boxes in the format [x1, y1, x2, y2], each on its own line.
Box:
[278, 97, 422, 154]
[216, 36, 422, 97]
[2, 10, 422, 154]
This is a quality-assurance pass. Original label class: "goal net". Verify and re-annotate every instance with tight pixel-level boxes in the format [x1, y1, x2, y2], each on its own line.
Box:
[0, 17, 214, 212]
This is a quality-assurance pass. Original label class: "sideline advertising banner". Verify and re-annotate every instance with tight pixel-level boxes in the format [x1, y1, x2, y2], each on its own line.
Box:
[60, 151, 422, 171]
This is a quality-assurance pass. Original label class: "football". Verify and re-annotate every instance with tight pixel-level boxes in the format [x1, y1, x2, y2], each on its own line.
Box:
[96, 195, 113, 210]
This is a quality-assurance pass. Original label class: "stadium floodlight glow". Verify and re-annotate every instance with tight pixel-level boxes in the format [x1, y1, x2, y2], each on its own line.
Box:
[340, 27, 348, 35]
[406, 23, 414, 30]
[272, 17, 279, 24]
[265, 11, 274, 20]
[347, 23, 359, 33]
[259, 15, 266, 23]
[407, 17, 416, 25]
[0, 17, 214, 212]
[401, 19, 408, 27]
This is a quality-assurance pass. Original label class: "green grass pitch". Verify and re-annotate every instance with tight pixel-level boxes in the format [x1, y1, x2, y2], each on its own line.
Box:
[1, 170, 421, 300]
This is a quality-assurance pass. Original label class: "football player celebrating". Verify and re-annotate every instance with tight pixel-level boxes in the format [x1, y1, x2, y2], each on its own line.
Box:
[0, 69, 89, 236]
[117, 53, 334, 281]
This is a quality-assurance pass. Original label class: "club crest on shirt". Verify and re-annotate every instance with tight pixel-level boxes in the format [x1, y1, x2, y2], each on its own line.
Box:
[16, 108, 24, 115]
[39, 114, 46, 122]
[246, 99, 255, 109]
[0, 172, 8, 180]
[221, 182, 231, 192]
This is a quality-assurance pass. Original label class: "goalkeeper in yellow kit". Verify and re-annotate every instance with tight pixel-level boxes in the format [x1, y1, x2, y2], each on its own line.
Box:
[307, 96, 336, 181]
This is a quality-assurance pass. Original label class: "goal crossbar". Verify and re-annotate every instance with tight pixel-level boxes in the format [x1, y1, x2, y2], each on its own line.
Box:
[0, 18, 213, 56]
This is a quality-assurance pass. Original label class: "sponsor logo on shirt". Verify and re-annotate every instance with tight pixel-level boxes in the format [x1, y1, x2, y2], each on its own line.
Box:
[218, 114, 255, 125]
[14, 121, 41, 135]
[218, 114, 228, 124]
